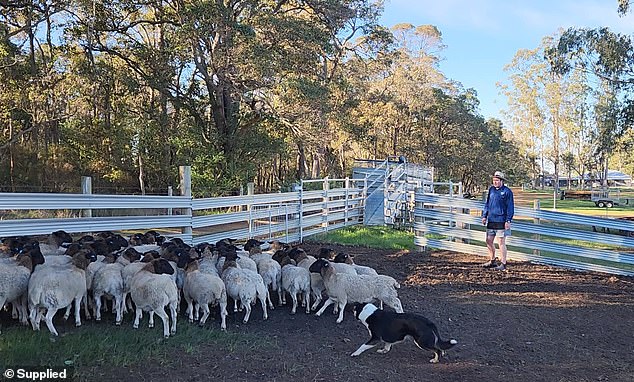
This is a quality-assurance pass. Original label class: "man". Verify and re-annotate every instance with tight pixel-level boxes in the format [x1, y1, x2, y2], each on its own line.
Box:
[481, 171, 514, 271]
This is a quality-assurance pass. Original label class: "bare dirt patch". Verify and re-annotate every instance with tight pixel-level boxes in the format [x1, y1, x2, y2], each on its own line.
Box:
[30, 244, 634, 381]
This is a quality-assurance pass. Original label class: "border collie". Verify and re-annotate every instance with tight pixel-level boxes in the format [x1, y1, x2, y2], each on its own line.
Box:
[351, 303, 457, 363]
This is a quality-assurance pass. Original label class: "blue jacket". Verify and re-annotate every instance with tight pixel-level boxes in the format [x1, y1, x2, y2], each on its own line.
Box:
[482, 185, 514, 223]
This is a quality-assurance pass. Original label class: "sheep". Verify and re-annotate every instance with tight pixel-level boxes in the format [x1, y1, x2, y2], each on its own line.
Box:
[278, 256, 311, 314]
[121, 253, 156, 313]
[309, 259, 403, 323]
[215, 246, 258, 274]
[256, 258, 282, 308]
[286, 248, 323, 309]
[245, 241, 282, 308]
[27, 251, 94, 336]
[220, 251, 264, 323]
[37, 230, 73, 256]
[130, 258, 179, 338]
[333, 252, 378, 276]
[183, 260, 228, 330]
[0, 253, 33, 331]
[91, 254, 125, 324]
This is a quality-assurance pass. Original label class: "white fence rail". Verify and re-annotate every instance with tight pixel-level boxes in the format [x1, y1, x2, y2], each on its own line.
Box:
[0, 174, 364, 245]
[414, 191, 634, 276]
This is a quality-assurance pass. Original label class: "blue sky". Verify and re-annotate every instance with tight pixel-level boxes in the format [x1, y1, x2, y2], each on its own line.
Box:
[379, 0, 634, 122]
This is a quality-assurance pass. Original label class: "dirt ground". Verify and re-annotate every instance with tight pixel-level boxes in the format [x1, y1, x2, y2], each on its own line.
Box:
[77, 242, 633, 382]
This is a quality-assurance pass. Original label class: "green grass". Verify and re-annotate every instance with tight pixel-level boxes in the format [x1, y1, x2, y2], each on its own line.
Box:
[307, 225, 415, 250]
[0, 319, 274, 371]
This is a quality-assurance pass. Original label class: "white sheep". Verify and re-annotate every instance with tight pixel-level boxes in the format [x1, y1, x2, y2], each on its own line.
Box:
[309, 259, 403, 323]
[130, 258, 179, 338]
[27, 252, 92, 336]
[91, 255, 125, 324]
[0, 253, 33, 331]
[289, 249, 328, 311]
[279, 256, 311, 314]
[221, 253, 262, 323]
[183, 260, 228, 330]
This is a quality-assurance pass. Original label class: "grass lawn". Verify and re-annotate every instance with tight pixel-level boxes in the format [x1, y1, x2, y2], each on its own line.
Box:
[307, 225, 415, 251]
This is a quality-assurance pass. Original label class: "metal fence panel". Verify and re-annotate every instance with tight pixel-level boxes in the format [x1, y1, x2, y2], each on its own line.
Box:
[414, 191, 634, 276]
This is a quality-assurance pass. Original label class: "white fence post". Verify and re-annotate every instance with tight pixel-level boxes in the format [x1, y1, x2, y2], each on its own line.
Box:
[344, 177, 349, 226]
[299, 180, 304, 242]
[323, 177, 329, 233]
[168, 186, 173, 215]
[81, 176, 92, 218]
[179, 166, 192, 242]
[247, 183, 254, 239]
[534, 200, 540, 256]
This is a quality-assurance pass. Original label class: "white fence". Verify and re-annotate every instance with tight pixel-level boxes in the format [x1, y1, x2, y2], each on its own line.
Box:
[0, 171, 365, 245]
[414, 191, 634, 276]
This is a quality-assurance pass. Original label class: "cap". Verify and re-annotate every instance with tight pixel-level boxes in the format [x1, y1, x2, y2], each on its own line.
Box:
[493, 171, 506, 181]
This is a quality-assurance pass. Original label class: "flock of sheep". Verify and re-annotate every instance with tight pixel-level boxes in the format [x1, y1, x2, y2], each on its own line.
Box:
[0, 230, 404, 338]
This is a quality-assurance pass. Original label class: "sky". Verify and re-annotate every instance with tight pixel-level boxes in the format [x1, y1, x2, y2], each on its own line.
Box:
[379, 0, 634, 122]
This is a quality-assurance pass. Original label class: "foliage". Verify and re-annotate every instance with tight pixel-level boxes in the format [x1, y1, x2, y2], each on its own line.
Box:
[0, 0, 526, 195]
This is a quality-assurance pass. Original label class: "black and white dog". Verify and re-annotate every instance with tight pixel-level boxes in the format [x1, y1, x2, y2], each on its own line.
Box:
[351, 303, 457, 363]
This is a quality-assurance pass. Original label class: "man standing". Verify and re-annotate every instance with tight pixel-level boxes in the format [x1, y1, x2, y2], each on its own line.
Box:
[481, 171, 514, 271]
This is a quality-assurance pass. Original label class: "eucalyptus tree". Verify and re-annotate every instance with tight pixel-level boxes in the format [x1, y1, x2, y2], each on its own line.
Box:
[502, 35, 590, 190]
[0, 0, 81, 191]
[546, 25, 634, 167]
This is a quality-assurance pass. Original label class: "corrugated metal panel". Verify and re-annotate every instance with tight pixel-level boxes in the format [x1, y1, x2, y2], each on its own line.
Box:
[415, 237, 634, 276]
[416, 223, 634, 266]
[0, 193, 191, 209]
[0, 215, 191, 237]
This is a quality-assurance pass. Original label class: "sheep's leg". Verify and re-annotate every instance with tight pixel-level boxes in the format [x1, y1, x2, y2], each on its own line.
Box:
[82, 295, 92, 320]
[199, 304, 210, 325]
[194, 302, 200, 321]
[233, 299, 239, 312]
[266, 289, 274, 310]
[310, 294, 322, 311]
[73, 296, 83, 327]
[185, 296, 194, 323]
[242, 300, 252, 323]
[335, 300, 347, 324]
[303, 290, 311, 314]
[133, 308, 142, 329]
[63, 304, 72, 321]
[44, 308, 59, 336]
[10, 301, 18, 319]
[219, 301, 227, 331]
[114, 295, 123, 325]
[259, 294, 268, 320]
[155, 308, 170, 338]
[94, 292, 103, 321]
[16, 297, 28, 325]
[315, 298, 334, 317]
[169, 303, 177, 335]
[148, 311, 155, 328]
[277, 284, 284, 307]
[290, 292, 298, 314]
[28, 305, 38, 331]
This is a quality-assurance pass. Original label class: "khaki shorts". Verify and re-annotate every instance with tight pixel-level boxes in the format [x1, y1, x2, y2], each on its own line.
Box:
[486, 228, 511, 237]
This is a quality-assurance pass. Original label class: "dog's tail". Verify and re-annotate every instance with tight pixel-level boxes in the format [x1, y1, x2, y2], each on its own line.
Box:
[437, 338, 458, 350]
[432, 325, 458, 350]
